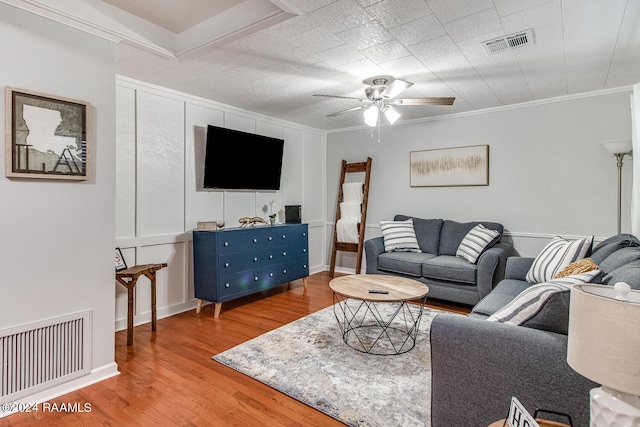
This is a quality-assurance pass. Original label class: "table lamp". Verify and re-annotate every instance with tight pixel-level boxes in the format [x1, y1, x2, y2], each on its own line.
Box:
[567, 283, 640, 426]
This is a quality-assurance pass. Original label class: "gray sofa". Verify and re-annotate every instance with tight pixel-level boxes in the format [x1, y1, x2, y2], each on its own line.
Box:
[430, 233, 640, 427]
[365, 215, 514, 306]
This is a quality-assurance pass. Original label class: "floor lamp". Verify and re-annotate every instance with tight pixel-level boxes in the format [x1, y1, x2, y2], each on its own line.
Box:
[601, 139, 632, 234]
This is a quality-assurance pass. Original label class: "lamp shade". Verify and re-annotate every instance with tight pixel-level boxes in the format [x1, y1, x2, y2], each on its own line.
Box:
[363, 105, 378, 127]
[601, 139, 632, 154]
[567, 284, 640, 396]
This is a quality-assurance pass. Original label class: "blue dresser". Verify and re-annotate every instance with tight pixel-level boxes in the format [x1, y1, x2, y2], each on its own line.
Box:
[193, 223, 309, 317]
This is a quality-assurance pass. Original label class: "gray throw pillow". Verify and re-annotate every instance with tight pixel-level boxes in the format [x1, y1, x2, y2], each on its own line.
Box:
[394, 215, 443, 254]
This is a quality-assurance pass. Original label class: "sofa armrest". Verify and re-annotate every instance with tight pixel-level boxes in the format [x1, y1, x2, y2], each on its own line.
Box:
[429, 314, 595, 427]
[364, 237, 385, 273]
[505, 256, 535, 280]
[475, 242, 513, 299]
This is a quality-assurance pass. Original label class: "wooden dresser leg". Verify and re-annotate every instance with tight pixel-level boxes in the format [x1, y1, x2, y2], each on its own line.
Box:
[196, 299, 203, 313]
[303, 277, 308, 289]
[213, 302, 222, 318]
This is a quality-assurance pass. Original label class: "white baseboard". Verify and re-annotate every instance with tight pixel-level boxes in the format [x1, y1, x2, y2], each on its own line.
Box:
[0, 362, 119, 418]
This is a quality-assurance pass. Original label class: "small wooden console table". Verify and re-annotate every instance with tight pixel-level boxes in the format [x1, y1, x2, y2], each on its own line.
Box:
[116, 263, 167, 346]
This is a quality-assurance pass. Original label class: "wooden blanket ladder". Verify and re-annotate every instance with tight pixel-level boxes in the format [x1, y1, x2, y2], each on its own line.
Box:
[329, 157, 372, 277]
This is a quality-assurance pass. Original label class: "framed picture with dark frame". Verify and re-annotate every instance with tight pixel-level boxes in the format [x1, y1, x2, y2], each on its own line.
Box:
[5, 87, 90, 180]
[115, 248, 128, 272]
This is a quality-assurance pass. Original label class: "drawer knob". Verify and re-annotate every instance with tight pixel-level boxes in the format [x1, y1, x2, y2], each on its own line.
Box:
[282, 252, 287, 256]
[303, 248, 307, 253]
[303, 264, 307, 269]
[224, 262, 230, 267]
[254, 276, 259, 281]
[224, 242, 229, 247]
[303, 232, 306, 237]
[268, 237, 273, 241]
[282, 234, 286, 239]
[253, 257, 258, 262]
[283, 269, 287, 274]
[253, 238, 257, 243]
[225, 283, 230, 288]
[269, 255, 273, 259]
[269, 273, 274, 277]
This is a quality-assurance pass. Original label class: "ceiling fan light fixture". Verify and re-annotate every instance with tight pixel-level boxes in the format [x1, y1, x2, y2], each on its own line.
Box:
[383, 105, 401, 125]
[363, 105, 379, 127]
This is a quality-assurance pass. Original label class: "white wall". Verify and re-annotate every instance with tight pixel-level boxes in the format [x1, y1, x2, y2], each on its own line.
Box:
[114, 77, 326, 329]
[0, 2, 118, 405]
[327, 89, 633, 271]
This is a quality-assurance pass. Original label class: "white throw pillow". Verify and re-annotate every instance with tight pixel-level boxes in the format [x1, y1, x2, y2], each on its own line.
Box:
[487, 270, 600, 326]
[456, 224, 501, 264]
[379, 218, 421, 253]
[526, 236, 593, 284]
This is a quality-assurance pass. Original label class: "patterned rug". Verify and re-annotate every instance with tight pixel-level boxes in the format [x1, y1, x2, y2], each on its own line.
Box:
[213, 303, 456, 426]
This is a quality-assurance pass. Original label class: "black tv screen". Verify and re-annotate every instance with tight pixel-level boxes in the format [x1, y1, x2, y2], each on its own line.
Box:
[203, 125, 284, 190]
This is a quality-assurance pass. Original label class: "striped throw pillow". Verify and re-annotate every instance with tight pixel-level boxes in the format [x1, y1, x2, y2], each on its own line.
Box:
[526, 236, 594, 284]
[380, 219, 421, 253]
[456, 224, 501, 263]
[487, 270, 600, 326]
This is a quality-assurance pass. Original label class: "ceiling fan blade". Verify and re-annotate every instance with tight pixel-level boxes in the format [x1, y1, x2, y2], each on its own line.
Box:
[326, 105, 368, 117]
[392, 97, 455, 106]
[381, 79, 413, 99]
[313, 94, 367, 102]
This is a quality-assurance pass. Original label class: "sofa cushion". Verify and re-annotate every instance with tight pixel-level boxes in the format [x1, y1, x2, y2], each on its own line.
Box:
[456, 224, 501, 264]
[526, 236, 593, 283]
[601, 259, 640, 289]
[380, 218, 421, 253]
[590, 234, 640, 264]
[472, 279, 533, 316]
[598, 247, 640, 274]
[378, 252, 436, 277]
[422, 255, 477, 285]
[394, 215, 443, 254]
[438, 220, 503, 256]
[487, 270, 601, 334]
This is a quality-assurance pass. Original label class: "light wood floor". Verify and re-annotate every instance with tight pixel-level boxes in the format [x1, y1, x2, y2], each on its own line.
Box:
[4, 271, 470, 427]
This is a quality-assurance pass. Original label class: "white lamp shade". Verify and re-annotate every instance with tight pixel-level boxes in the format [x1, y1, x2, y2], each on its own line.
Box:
[601, 139, 632, 154]
[567, 284, 640, 396]
[363, 105, 378, 127]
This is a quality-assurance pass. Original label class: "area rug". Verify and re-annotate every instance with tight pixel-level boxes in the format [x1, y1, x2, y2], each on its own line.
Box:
[213, 303, 458, 426]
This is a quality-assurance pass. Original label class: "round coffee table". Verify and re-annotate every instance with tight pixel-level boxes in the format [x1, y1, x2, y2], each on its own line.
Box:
[329, 274, 429, 355]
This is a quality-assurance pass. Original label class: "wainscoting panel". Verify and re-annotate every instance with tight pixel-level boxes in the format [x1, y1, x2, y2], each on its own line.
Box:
[137, 91, 185, 238]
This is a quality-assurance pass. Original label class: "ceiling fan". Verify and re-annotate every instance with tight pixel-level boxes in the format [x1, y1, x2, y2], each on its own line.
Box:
[313, 76, 455, 127]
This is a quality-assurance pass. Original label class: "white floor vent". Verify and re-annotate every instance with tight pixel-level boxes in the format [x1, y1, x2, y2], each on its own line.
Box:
[483, 29, 535, 55]
[1, 310, 92, 402]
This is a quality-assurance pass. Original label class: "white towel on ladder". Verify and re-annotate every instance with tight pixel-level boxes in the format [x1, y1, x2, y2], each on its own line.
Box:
[342, 182, 363, 203]
[340, 202, 362, 222]
[336, 219, 359, 243]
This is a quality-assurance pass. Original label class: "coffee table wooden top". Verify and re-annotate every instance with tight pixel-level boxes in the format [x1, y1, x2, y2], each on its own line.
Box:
[329, 274, 428, 302]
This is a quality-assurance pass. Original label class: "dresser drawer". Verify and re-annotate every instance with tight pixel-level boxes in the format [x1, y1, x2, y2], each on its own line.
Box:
[216, 228, 277, 253]
[219, 252, 261, 272]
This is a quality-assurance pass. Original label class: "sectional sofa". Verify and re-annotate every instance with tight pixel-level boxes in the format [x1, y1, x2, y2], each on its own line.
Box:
[429, 233, 640, 426]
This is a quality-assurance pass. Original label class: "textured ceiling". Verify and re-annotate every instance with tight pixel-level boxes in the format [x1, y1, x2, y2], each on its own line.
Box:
[110, 0, 640, 130]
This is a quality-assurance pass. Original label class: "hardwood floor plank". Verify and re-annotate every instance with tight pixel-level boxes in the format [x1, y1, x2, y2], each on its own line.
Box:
[3, 271, 470, 426]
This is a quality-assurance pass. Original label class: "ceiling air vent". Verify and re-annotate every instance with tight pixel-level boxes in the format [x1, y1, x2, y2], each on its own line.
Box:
[482, 29, 534, 55]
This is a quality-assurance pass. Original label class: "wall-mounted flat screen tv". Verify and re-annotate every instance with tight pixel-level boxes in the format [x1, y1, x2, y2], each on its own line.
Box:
[203, 125, 284, 190]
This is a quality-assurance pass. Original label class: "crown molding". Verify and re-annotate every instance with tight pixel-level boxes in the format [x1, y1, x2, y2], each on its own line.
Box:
[0, 0, 298, 60]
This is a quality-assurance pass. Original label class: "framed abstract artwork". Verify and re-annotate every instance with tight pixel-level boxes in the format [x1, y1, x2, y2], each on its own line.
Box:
[410, 144, 489, 187]
[5, 87, 90, 180]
